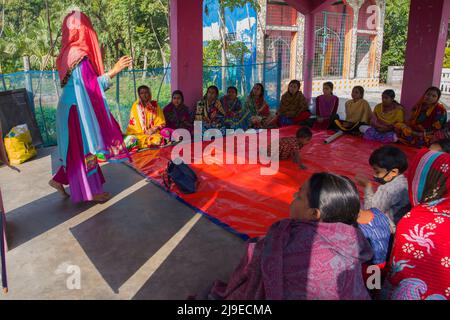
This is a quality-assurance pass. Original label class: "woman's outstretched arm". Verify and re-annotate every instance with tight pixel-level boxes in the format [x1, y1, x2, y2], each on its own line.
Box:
[107, 56, 133, 79]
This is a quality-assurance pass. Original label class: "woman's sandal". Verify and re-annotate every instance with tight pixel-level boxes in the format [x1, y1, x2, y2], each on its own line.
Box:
[92, 192, 111, 203]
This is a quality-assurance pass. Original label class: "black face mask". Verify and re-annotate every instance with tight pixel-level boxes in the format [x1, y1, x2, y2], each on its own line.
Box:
[373, 171, 391, 185]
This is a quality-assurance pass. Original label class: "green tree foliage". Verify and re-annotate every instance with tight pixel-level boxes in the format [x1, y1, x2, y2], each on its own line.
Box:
[444, 47, 450, 68]
[203, 40, 222, 66]
[203, 0, 259, 91]
[227, 41, 250, 64]
[380, 0, 410, 83]
[0, 0, 169, 73]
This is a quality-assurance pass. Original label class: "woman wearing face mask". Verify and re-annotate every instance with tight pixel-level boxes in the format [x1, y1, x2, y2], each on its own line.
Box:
[207, 172, 373, 300]
[395, 86, 448, 148]
[355, 146, 410, 228]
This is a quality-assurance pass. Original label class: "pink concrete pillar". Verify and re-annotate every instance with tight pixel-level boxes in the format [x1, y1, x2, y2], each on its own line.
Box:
[170, 0, 203, 109]
[302, 12, 315, 102]
[401, 0, 450, 110]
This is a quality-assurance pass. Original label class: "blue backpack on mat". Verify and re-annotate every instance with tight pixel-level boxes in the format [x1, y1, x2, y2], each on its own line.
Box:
[163, 159, 198, 194]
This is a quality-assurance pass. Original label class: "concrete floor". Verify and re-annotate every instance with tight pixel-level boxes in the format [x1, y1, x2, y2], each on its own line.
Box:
[3, 84, 447, 300]
[0, 147, 245, 299]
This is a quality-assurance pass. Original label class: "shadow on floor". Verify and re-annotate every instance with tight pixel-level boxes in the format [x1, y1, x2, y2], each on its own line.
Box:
[5, 163, 141, 250]
[69, 183, 196, 293]
[131, 216, 245, 300]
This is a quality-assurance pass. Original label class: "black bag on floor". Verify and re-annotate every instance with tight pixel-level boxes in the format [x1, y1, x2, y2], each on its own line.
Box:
[163, 159, 198, 194]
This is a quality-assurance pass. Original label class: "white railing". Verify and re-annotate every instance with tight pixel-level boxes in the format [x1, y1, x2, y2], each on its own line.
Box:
[388, 67, 450, 95]
[441, 68, 450, 95]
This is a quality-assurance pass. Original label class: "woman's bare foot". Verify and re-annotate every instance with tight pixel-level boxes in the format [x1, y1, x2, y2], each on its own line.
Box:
[92, 192, 111, 203]
[49, 179, 69, 197]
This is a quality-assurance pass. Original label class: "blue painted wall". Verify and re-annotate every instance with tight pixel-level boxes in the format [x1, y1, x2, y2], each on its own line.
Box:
[202, 0, 257, 65]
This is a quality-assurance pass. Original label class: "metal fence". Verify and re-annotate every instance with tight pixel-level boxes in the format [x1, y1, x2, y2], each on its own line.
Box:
[0, 62, 280, 146]
[313, 11, 351, 79]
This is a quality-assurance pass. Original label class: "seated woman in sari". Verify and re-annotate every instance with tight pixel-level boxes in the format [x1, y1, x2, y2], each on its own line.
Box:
[126, 85, 169, 149]
[313, 81, 339, 130]
[360, 90, 405, 144]
[245, 83, 274, 129]
[221, 86, 250, 130]
[382, 149, 450, 300]
[335, 86, 372, 133]
[163, 90, 193, 135]
[275, 80, 311, 127]
[207, 173, 373, 300]
[195, 85, 226, 135]
[395, 86, 448, 148]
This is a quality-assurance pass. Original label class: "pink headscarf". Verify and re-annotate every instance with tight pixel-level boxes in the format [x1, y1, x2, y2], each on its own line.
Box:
[56, 11, 105, 85]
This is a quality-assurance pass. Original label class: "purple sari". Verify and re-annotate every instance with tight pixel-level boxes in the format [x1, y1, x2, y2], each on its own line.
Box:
[53, 58, 128, 203]
[163, 103, 193, 135]
[209, 219, 373, 300]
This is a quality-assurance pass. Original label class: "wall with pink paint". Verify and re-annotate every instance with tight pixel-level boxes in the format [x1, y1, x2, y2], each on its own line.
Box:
[170, 0, 203, 109]
[401, 0, 450, 110]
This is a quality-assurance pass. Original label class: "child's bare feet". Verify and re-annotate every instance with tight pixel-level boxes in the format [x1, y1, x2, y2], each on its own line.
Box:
[49, 179, 69, 197]
[92, 192, 111, 203]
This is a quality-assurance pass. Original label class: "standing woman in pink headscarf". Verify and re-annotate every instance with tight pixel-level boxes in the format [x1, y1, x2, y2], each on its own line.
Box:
[48, 11, 132, 203]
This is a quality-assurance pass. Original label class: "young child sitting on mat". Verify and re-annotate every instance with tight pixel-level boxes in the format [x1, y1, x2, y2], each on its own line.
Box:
[355, 145, 410, 230]
[268, 127, 312, 169]
[335, 86, 372, 133]
[430, 138, 450, 153]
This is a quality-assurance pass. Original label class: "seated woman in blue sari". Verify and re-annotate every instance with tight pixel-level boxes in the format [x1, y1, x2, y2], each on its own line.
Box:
[220, 86, 250, 130]
[195, 85, 226, 135]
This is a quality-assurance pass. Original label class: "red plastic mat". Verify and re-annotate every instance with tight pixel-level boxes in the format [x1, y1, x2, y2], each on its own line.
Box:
[127, 126, 419, 239]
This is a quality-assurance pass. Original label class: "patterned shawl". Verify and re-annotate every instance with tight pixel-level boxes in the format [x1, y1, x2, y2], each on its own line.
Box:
[382, 149, 450, 300]
[408, 100, 447, 133]
[245, 95, 269, 117]
[195, 96, 225, 123]
[126, 100, 165, 135]
[209, 219, 373, 300]
[163, 103, 193, 133]
[279, 91, 308, 118]
[220, 96, 242, 115]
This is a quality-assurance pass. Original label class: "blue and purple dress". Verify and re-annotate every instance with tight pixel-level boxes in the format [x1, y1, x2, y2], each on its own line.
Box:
[53, 58, 128, 203]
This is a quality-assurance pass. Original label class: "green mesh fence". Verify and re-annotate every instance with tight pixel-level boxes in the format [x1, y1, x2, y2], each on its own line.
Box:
[0, 62, 280, 146]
